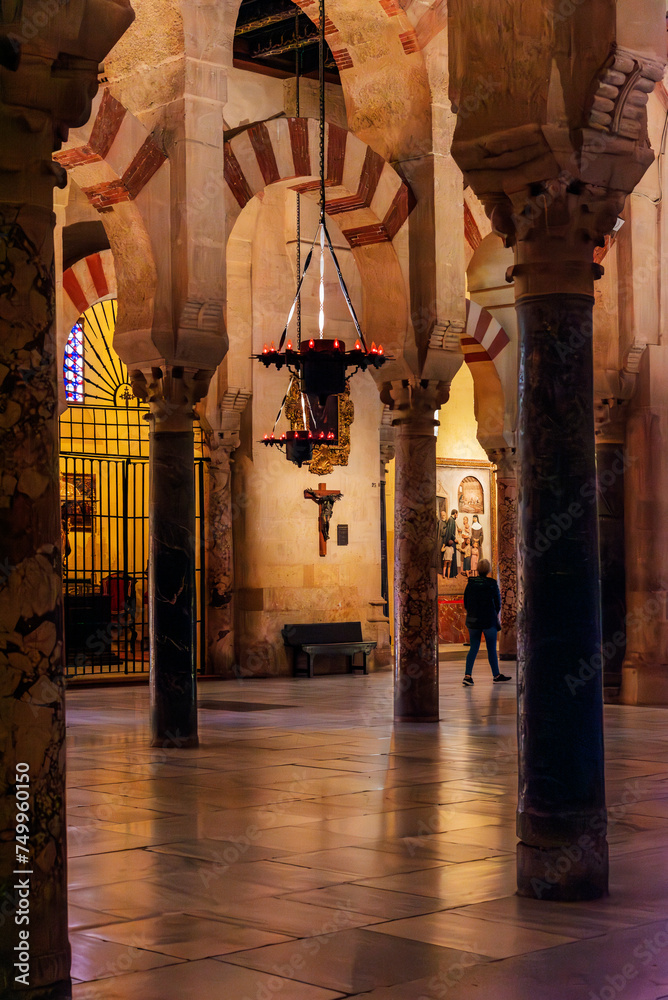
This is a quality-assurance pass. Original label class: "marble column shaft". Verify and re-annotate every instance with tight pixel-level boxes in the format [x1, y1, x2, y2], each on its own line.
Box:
[0, 11, 133, 988]
[515, 285, 607, 900]
[205, 437, 236, 677]
[149, 427, 198, 747]
[392, 386, 440, 723]
[495, 451, 518, 660]
[0, 204, 71, 997]
[620, 345, 668, 704]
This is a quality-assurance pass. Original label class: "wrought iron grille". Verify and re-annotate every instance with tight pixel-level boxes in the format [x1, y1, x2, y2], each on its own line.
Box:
[59, 299, 208, 680]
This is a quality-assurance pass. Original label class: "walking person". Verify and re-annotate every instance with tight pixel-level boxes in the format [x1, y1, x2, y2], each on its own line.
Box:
[462, 559, 512, 686]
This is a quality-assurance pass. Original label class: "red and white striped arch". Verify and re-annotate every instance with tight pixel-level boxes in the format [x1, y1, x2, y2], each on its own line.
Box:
[59, 251, 118, 408]
[62, 252, 117, 320]
[54, 88, 167, 213]
[463, 299, 510, 365]
[224, 117, 415, 248]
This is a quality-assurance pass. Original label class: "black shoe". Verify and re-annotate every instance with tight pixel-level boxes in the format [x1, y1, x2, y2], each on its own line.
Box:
[462, 675, 473, 686]
[493, 673, 512, 683]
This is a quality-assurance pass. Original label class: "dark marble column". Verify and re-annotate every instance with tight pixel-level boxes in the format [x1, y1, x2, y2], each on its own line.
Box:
[390, 381, 445, 722]
[509, 193, 609, 901]
[0, 203, 73, 999]
[0, 4, 133, 995]
[491, 449, 517, 660]
[134, 369, 199, 748]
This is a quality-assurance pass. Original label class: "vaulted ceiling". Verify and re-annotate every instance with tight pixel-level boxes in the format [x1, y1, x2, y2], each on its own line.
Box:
[234, 0, 339, 81]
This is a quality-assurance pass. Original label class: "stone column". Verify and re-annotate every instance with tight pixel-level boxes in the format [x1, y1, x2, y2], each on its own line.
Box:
[379, 424, 395, 620]
[205, 412, 242, 678]
[448, 0, 665, 905]
[132, 367, 207, 748]
[390, 381, 447, 723]
[620, 345, 668, 704]
[0, 4, 133, 996]
[498, 184, 622, 900]
[490, 448, 517, 660]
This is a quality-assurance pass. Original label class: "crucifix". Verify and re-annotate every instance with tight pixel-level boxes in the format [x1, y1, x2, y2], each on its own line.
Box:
[304, 482, 343, 557]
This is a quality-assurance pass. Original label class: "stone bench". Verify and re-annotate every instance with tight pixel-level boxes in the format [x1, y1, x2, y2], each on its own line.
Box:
[281, 622, 376, 677]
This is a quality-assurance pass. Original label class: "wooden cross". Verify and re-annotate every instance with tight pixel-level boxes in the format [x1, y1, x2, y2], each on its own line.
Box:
[303, 482, 343, 557]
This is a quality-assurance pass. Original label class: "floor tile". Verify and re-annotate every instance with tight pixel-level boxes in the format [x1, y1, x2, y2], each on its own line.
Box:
[71, 959, 342, 999]
[286, 883, 453, 920]
[147, 837, 290, 865]
[81, 913, 290, 960]
[69, 931, 182, 982]
[64, 670, 668, 1000]
[190, 896, 382, 936]
[282, 845, 447, 877]
[355, 855, 517, 904]
[368, 909, 577, 958]
[222, 927, 486, 993]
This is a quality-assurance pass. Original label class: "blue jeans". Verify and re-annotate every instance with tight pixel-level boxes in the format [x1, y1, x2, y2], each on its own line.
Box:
[465, 627, 499, 677]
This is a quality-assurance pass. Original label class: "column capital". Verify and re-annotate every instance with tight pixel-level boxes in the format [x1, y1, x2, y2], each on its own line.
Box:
[380, 428, 395, 469]
[488, 446, 517, 479]
[131, 365, 212, 432]
[387, 379, 450, 430]
[450, 27, 665, 293]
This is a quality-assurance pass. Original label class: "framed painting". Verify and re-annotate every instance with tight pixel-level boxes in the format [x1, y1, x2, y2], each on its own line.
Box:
[437, 458, 495, 597]
[61, 472, 96, 532]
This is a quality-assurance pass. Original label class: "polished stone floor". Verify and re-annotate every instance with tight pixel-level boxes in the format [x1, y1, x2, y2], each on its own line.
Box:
[66, 654, 668, 999]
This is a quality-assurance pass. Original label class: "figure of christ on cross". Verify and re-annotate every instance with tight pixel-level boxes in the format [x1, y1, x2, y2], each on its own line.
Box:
[303, 482, 343, 557]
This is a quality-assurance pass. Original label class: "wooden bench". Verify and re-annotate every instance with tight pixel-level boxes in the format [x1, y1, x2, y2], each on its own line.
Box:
[281, 622, 376, 677]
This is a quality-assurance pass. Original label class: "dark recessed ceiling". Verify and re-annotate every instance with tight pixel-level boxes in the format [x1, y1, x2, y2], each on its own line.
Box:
[62, 221, 111, 273]
[234, 0, 339, 82]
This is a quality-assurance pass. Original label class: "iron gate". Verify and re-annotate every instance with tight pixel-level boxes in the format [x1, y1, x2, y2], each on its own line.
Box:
[60, 408, 207, 679]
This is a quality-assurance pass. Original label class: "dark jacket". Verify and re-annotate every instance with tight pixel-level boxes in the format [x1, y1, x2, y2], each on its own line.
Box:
[463, 575, 501, 630]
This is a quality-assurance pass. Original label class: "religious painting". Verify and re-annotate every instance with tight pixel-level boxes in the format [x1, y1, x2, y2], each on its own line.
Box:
[307, 393, 339, 446]
[61, 473, 96, 532]
[437, 460, 495, 598]
[458, 475, 484, 514]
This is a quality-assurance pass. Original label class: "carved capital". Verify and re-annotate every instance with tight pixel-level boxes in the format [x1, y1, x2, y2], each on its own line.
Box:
[131, 365, 211, 433]
[388, 379, 450, 433]
[451, 41, 665, 277]
[380, 428, 395, 469]
[488, 446, 517, 481]
[490, 180, 627, 297]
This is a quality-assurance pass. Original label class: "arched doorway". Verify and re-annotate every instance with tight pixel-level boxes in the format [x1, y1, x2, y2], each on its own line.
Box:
[59, 299, 209, 678]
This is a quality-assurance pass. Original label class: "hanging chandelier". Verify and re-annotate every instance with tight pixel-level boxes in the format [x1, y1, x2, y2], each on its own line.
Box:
[255, 0, 389, 464]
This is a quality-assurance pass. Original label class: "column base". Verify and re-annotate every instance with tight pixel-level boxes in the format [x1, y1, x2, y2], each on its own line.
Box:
[150, 734, 199, 749]
[394, 715, 440, 723]
[516, 838, 609, 901]
[620, 663, 668, 705]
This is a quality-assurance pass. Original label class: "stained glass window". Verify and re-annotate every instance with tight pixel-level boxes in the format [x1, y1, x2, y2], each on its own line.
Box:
[64, 320, 84, 402]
